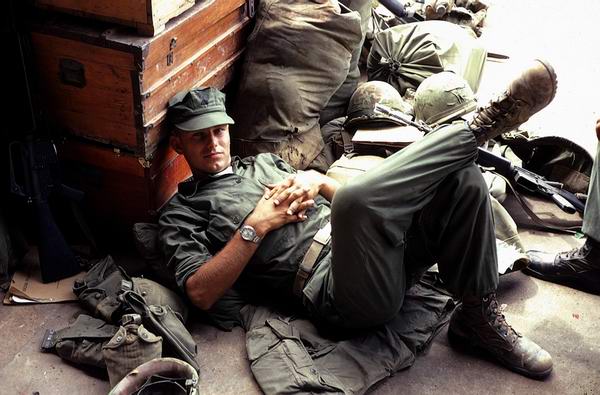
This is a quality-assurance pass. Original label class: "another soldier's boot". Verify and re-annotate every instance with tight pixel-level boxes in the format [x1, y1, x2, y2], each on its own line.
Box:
[469, 59, 558, 145]
[448, 292, 553, 379]
[525, 238, 600, 294]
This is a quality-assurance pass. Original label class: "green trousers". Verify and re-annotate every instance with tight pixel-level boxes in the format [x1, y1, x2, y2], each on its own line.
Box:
[582, 143, 600, 241]
[324, 122, 499, 328]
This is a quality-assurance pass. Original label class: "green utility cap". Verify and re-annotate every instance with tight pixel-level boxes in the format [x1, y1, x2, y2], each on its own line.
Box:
[168, 87, 235, 131]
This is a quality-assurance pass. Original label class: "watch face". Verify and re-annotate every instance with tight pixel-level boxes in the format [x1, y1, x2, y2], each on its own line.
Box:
[240, 226, 256, 241]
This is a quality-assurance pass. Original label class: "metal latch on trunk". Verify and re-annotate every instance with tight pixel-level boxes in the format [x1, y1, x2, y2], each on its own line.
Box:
[167, 37, 177, 66]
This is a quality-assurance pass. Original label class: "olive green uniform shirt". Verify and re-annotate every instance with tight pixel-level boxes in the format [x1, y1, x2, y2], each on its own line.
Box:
[159, 153, 331, 309]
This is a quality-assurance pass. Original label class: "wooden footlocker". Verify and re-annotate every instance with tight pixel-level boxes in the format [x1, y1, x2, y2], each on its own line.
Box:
[58, 138, 191, 236]
[35, 0, 196, 36]
[29, 0, 254, 159]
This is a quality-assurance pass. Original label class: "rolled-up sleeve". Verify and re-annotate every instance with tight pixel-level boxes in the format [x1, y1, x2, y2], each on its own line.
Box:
[158, 205, 212, 292]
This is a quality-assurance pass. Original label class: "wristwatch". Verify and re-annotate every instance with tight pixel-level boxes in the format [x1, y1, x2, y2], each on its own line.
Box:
[239, 224, 262, 244]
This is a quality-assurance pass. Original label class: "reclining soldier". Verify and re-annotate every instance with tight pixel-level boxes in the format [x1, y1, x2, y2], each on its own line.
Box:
[159, 59, 558, 379]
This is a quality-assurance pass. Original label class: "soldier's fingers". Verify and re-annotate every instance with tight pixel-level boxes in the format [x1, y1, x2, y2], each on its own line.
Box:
[296, 209, 308, 221]
[294, 200, 314, 217]
[285, 196, 302, 215]
[287, 186, 310, 202]
[268, 177, 295, 202]
[274, 185, 298, 206]
[266, 184, 283, 200]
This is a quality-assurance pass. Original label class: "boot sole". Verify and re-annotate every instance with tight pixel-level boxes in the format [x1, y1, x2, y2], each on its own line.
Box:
[448, 328, 553, 380]
[534, 58, 558, 106]
[524, 267, 600, 295]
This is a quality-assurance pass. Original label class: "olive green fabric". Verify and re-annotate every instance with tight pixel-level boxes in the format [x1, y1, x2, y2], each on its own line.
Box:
[413, 71, 477, 126]
[159, 154, 332, 308]
[583, 144, 600, 241]
[103, 323, 163, 388]
[132, 222, 178, 290]
[325, 154, 385, 185]
[321, 116, 350, 160]
[506, 136, 594, 194]
[133, 278, 188, 322]
[74, 256, 189, 324]
[73, 255, 128, 323]
[167, 87, 234, 132]
[242, 275, 455, 395]
[367, 21, 486, 95]
[230, 0, 362, 170]
[119, 291, 199, 372]
[496, 136, 592, 229]
[304, 122, 498, 328]
[53, 314, 119, 368]
[320, 0, 373, 125]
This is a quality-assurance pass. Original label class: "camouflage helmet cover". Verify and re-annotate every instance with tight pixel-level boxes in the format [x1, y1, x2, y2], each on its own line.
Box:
[413, 71, 477, 126]
[345, 81, 414, 131]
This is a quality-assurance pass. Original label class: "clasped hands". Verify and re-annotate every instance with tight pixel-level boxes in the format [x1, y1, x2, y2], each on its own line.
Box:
[266, 171, 322, 219]
[246, 171, 323, 236]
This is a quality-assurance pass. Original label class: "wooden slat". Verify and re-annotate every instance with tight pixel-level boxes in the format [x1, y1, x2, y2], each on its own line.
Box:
[149, 0, 195, 30]
[30, 32, 136, 69]
[37, 0, 149, 24]
[140, 0, 246, 88]
[31, 33, 138, 147]
[141, 50, 244, 158]
[36, 0, 197, 35]
[141, 21, 250, 123]
[58, 139, 190, 223]
[59, 140, 144, 177]
[49, 110, 138, 149]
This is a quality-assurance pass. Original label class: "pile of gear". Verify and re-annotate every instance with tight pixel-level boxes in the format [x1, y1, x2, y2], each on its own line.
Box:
[42, 256, 199, 394]
[229, 0, 592, 270]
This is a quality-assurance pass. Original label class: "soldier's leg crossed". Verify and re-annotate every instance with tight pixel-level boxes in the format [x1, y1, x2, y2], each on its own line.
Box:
[405, 163, 499, 297]
[326, 122, 480, 328]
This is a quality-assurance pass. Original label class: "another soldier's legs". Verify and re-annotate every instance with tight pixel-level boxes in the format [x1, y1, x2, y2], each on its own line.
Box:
[526, 141, 600, 292]
[582, 143, 600, 241]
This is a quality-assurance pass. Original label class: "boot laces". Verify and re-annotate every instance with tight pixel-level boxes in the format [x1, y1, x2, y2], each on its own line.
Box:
[473, 92, 518, 129]
[484, 295, 519, 341]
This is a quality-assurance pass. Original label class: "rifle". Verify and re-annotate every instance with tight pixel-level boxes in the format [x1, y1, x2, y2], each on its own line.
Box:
[374, 104, 586, 214]
[9, 137, 83, 283]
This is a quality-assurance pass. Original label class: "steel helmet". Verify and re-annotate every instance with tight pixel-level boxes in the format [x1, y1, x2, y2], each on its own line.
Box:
[413, 71, 477, 126]
[109, 357, 199, 395]
[345, 81, 414, 131]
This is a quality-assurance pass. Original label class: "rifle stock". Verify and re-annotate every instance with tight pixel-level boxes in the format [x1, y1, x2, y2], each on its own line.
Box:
[9, 138, 81, 283]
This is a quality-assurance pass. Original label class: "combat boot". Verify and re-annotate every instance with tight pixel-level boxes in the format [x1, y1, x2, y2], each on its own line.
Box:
[469, 59, 558, 145]
[525, 238, 600, 294]
[448, 293, 553, 379]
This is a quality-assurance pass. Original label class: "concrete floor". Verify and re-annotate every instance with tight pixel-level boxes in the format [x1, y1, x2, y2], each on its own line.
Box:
[1, 0, 599, 394]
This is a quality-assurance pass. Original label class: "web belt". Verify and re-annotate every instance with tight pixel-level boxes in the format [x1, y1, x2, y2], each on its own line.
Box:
[293, 222, 331, 298]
